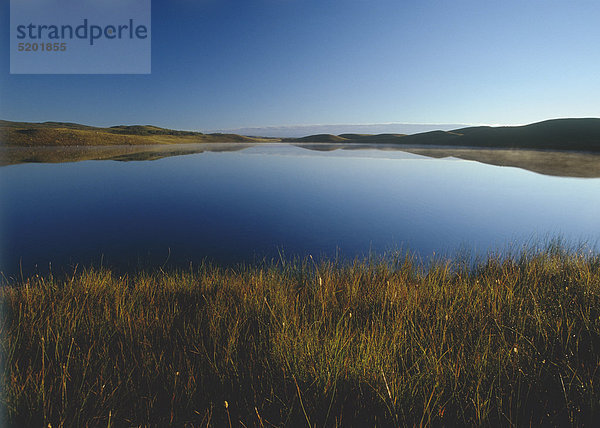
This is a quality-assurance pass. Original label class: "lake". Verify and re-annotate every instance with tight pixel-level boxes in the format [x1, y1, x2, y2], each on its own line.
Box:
[1, 143, 599, 277]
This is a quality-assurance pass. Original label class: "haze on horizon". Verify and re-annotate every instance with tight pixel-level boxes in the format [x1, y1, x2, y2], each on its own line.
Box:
[210, 122, 473, 138]
[1, 0, 599, 132]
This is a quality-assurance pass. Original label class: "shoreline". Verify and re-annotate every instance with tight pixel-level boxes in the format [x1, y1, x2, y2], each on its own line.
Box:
[3, 142, 600, 178]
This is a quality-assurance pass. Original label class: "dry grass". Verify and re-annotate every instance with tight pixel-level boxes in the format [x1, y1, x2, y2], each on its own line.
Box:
[2, 245, 600, 426]
[1, 121, 274, 147]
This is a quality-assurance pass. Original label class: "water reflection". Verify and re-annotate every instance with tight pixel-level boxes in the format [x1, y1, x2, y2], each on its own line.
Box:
[2, 142, 600, 178]
[1, 144, 599, 277]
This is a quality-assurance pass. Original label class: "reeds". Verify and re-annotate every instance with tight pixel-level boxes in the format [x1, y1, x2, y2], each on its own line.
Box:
[1, 245, 600, 426]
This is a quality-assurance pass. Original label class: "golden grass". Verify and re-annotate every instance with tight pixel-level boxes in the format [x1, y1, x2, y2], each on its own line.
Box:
[2, 125, 272, 147]
[1, 246, 600, 426]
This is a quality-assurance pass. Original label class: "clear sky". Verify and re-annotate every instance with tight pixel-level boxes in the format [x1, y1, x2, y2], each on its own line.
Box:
[1, 0, 599, 132]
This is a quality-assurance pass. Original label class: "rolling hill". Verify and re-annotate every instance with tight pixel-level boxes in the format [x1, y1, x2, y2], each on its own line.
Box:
[0, 120, 274, 146]
[2, 118, 600, 151]
[285, 118, 600, 152]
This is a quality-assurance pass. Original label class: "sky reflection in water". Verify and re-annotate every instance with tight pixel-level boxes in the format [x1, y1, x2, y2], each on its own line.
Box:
[1, 145, 599, 277]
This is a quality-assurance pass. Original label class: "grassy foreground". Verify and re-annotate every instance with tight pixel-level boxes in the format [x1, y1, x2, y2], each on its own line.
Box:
[2, 247, 600, 426]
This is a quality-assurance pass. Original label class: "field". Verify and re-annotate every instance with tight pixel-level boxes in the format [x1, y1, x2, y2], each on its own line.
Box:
[2, 244, 600, 426]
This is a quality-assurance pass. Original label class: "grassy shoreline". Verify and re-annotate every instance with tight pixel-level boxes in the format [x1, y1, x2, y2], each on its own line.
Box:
[2, 247, 600, 426]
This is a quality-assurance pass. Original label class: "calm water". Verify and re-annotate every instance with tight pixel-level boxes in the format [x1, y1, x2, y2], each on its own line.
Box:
[1, 144, 599, 277]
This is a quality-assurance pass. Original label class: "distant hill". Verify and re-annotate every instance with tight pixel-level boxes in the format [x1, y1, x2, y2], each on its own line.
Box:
[285, 118, 600, 152]
[282, 133, 408, 143]
[2, 118, 600, 151]
[286, 134, 349, 143]
[445, 119, 600, 151]
[0, 120, 274, 146]
[338, 133, 407, 143]
[215, 123, 468, 138]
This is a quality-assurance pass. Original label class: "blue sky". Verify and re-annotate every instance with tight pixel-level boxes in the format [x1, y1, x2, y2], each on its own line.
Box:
[1, 0, 599, 132]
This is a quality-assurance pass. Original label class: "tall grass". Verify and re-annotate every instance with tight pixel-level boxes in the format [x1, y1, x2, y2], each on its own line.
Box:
[2, 246, 600, 426]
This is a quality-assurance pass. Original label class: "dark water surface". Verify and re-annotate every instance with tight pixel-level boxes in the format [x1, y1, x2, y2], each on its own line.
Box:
[1, 144, 599, 277]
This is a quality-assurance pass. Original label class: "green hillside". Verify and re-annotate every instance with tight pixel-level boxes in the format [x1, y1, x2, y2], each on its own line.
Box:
[286, 118, 600, 152]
